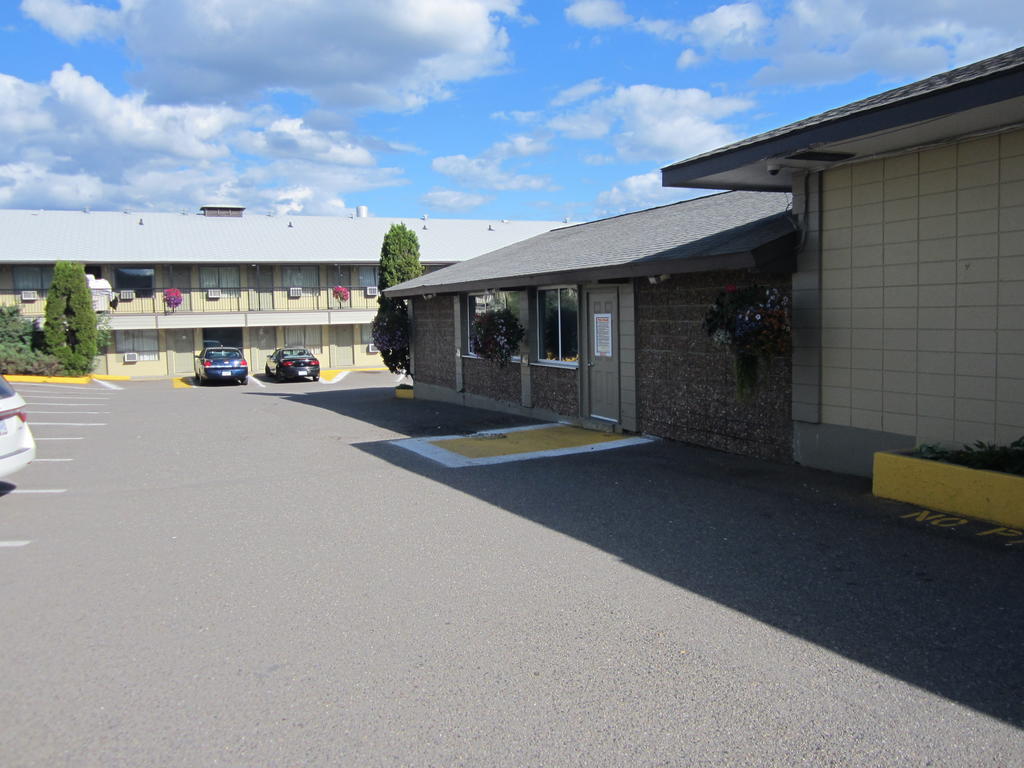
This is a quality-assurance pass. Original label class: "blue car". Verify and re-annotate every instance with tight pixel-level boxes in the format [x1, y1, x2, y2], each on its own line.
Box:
[194, 346, 248, 385]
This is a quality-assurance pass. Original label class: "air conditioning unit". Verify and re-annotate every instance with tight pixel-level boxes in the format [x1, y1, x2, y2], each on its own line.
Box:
[288, 286, 303, 298]
[123, 352, 139, 363]
[367, 344, 378, 354]
[364, 286, 379, 297]
[206, 288, 222, 299]
[20, 290, 38, 302]
[119, 289, 136, 301]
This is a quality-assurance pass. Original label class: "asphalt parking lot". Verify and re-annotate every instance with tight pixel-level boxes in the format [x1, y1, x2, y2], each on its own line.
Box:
[1, 372, 1022, 767]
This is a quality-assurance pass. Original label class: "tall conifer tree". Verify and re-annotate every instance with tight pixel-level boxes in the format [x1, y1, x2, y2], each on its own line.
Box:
[371, 223, 423, 374]
[43, 261, 98, 375]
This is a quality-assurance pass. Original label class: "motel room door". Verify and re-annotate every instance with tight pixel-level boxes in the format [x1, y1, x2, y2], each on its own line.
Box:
[586, 288, 619, 423]
[170, 329, 196, 375]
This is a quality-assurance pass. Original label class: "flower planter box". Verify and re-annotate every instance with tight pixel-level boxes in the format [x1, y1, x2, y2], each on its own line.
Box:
[873, 450, 1024, 529]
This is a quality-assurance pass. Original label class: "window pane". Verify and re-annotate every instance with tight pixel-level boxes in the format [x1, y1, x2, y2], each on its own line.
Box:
[199, 268, 218, 289]
[13, 266, 52, 291]
[357, 267, 376, 287]
[283, 266, 318, 289]
[559, 288, 578, 361]
[115, 268, 155, 297]
[539, 289, 560, 361]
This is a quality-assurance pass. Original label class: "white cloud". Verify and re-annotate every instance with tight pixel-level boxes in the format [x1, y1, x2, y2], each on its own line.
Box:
[564, 0, 632, 28]
[432, 154, 548, 190]
[21, 0, 523, 111]
[595, 171, 697, 215]
[550, 84, 753, 163]
[690, 3, 768, 52]
[491, 110, 541, 123]
[0, 66, 404, 213]
[676, 49, 701, 69]
[19, 0, 121, 42]
[422, 187, 491, 211]
[550, 78, 606, 107]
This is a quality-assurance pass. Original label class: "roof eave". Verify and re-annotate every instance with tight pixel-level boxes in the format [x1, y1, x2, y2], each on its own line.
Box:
[662, 65, 1024, 190]
[387, 231, 799, 298]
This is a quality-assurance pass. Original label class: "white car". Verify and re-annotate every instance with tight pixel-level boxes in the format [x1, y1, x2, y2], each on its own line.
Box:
[0, 376, 36, 480]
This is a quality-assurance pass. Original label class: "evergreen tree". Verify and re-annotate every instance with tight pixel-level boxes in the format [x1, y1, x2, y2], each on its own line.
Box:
[371, 223, 423, 374]
[43, 261, 99, 375]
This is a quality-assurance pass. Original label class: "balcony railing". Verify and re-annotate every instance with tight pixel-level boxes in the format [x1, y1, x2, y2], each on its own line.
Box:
[1, 286, 382, 317]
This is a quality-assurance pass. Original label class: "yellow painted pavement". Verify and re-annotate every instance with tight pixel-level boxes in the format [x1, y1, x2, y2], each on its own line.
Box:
[432, 425, 626, 459]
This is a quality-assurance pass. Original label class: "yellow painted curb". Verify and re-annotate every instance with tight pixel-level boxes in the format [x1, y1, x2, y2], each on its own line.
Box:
[873, 451, 1024, 529]
[434, 425, 626, 459]
[5, 374, 92, 384]
[91, 374, 131, 381]
[172, 377, 194, 389]
[395, 388, 414, 399]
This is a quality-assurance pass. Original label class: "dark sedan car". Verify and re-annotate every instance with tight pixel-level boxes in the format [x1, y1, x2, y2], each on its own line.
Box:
[265, 348, 320, 382]
[194, 346, 248, 385]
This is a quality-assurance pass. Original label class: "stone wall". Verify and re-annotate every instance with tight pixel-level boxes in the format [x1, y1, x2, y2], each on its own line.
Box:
[410, 296, 456, 389]
[530, 364, 579, 418]
[463, 357, 521, 405]
[636, 270, 793, 462]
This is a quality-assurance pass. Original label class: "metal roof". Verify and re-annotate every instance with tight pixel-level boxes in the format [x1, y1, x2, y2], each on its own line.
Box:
[662, 46, 1024, 191]
[0, 209, 565, 265]
[388, 191, 797, 297]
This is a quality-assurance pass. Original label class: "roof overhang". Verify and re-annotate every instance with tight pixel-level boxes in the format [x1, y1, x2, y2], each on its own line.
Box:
[386, 230, 798, 298]
[662, 66, 1024, 191]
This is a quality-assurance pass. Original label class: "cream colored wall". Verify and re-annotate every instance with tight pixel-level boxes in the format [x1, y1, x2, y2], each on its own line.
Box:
[819, 129, 1024, 446]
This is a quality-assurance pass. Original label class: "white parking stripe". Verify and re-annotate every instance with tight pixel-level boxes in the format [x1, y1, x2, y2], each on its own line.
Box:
[30, 422, 106, 426]
[249, 376, 266, 388]
[23, 401, 112, 405]
[92, 379, 123, 390]
[27, 411, 111, 415]
[9, 489, 67, 494]
[34, 458, 73, 462]
[0, 541, 32, 547]
[327, 371, 349, 383]
[35, 437, 84, 441]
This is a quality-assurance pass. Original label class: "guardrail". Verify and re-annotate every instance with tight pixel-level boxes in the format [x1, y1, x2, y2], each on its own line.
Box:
[1, 286, 382, 316]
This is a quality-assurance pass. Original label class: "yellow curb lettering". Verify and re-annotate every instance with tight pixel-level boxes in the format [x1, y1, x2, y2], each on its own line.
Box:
[901, 510, 967, 526]
[976, 527, 1023, 538]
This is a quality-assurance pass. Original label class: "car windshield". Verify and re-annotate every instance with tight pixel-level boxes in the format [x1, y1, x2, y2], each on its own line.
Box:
[207, 348, 242, 359]
[0, 376, 16, 397]
[282, 349, 310, 357]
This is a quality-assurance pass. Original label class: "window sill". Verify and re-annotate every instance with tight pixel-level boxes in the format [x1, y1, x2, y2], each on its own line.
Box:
[530, 360, 578, 370]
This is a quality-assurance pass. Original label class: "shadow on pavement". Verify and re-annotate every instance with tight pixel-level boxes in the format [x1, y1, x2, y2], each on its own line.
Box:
[257, 379, 1024, 728]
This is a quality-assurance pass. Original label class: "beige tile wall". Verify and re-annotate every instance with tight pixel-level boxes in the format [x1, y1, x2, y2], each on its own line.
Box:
[819, 128, 1024, 446]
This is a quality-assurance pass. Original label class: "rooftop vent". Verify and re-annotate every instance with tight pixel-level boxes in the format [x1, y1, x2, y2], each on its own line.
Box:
[356, 205, 369, 218]
[200, 205, 245, 217]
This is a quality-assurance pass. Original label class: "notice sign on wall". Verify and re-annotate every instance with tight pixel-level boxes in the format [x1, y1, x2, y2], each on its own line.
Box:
[593, 313, 613, 357]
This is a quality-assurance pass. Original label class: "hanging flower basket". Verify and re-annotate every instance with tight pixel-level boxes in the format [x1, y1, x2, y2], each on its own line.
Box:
[163, 288, 183, 312]
[703, 285, 790, 399]
[332, 285, 351, 306]
[470, 307, 525, 367]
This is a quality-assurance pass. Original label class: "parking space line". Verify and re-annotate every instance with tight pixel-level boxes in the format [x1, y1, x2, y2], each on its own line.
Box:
[23, 401, 112, 405]
[327, 371, 349, 383]
[0, 541, 32, 547]
[34, 458, 73, 462]
[30, 422, 106, 426]
[92, 379, 123, 390]
[249, 376, 266, 388]
[9, 489, 67, 494]
[35, 437, 84, 441]
[27, 411, 110, 415]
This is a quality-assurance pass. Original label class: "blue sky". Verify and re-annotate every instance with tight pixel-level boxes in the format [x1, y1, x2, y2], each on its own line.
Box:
[1, 1, 1021, 223]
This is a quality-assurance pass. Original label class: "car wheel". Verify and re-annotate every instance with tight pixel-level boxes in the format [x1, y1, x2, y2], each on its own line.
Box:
[275, 367, 284, 382]
[239, 377, 247, 385]
[312, 375, 319, 381]
[265, 365, 272, 377]
[194, 375, 203, 386]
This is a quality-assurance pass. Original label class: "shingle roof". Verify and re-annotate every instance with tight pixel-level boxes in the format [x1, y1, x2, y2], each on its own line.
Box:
[0, 209, 564, 265]
[664, 46, 1024, 172]
[388, 191, 795, 296]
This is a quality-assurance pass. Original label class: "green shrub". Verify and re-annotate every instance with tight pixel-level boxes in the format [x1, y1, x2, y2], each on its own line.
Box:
[43, 261, 99, 375]
[916, 437, 1024, 477]
[0, 345, 66, 376]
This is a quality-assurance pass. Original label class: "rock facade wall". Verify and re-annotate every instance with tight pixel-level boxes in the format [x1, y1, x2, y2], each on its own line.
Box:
[636, 270, 793, 462]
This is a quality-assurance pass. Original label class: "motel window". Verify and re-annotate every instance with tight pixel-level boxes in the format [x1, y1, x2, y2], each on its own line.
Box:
[283, 266, 319, 290]
[356, 267, 377, 288]
[115, 330, 159, 361]
[13, 266, 53, 292]
[199, 266, 241, 295]
[537, 287, 578, 364]
[284, 325, 323, 355]
[114, 267, 155, 298]
[467, 291, 522, 357]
